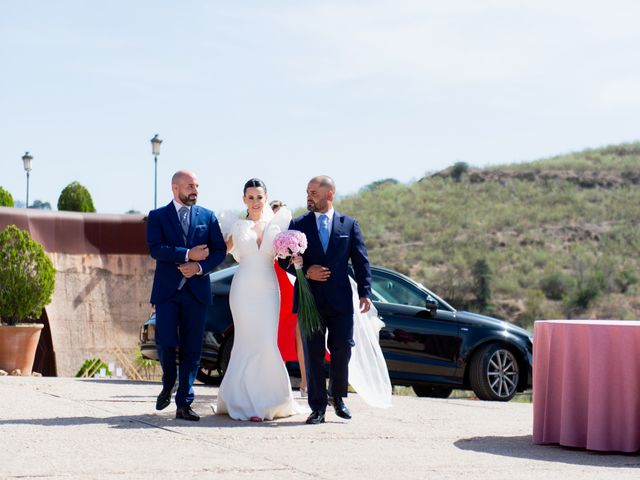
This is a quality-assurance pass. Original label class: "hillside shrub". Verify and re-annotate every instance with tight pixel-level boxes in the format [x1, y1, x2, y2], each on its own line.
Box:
[614, 268, 638, 294]
[517, 289, 546, 328]
[539, 271, 572, 300]
[565, 270, 607, 313]
[451, 162, 469, 182]
[471, 258, 492, 312]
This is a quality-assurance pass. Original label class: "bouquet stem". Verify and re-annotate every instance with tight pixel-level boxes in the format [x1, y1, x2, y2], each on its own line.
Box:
[294, 266, 323, 339]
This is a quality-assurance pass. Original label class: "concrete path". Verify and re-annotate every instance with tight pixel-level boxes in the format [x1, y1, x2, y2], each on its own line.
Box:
[0, 377, 637, 479]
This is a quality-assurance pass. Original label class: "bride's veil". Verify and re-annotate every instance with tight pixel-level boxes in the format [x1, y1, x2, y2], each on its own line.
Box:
[261, 203, 274, 224]
[347, 278, 392, 408]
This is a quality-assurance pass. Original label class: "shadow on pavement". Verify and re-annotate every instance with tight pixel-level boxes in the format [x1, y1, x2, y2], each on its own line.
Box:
[454, 435, 640, 468]
[0, 413, 320, 430]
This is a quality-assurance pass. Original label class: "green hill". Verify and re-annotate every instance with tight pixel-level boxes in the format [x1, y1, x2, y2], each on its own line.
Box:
[334, 142, 640, 328]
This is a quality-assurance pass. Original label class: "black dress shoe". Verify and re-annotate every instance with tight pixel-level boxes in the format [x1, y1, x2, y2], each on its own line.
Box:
[176, 406, 200, 421]
[329, 396, 352, 419]
[156, 389, 172, 411]
[305, 411, 325, 425]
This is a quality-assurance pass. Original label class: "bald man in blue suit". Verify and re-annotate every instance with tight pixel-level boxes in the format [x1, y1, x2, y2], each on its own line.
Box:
[281, 175, 372, 425]
[147, 170, 226, 421]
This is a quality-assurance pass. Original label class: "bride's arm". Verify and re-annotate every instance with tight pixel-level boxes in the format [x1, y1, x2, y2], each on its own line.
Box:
[225, 237, 233, 251]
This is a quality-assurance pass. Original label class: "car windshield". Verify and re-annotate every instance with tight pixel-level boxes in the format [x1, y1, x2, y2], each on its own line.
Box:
[368, 267, 455, 312]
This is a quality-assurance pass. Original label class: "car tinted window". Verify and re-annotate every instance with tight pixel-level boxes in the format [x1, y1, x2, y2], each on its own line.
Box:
[371, 271, 425, 307]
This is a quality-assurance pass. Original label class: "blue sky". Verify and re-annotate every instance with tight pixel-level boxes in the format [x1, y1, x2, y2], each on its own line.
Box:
[2, 1, 639, 214]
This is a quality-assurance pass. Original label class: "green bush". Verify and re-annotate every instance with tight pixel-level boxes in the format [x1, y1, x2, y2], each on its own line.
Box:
[76, 358, 111, 378]
[539, 271, 572, 300]
[451, 161, 469, 182]
[471, 258, 492, 312]
[566, 271, 607, 312]
[517, 289, 545, 328]
[57, 181, 96, 212]
[614, 268, 638, 294]
[0, 186, 14, 207]
[0, 225, 56, 325]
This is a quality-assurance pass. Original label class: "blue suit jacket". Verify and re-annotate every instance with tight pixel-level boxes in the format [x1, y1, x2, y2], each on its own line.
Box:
[147, 202, 227, 305]
[282, 210, 372, 317]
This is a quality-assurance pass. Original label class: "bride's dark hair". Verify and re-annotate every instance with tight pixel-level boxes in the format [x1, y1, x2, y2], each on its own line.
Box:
[243, 178, 267, 195]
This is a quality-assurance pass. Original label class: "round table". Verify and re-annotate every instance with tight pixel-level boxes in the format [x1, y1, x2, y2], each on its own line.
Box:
[533, 319, 640, 452]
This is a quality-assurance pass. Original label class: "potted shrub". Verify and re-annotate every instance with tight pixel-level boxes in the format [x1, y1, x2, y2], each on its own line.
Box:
[0, 225, 55, 375]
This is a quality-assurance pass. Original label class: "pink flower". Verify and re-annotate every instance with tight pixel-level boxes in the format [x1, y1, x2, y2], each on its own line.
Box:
[273, 230, 308, 259]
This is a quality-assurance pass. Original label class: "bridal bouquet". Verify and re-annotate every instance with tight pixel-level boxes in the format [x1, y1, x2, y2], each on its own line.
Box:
[273, 230, 323, 338]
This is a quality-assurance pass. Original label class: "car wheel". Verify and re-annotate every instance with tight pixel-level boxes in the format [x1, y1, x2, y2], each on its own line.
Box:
[412, 385, 453, 398]
[469, 343, 519, 401]
[217, 332, 234, 376]
[195, 365, 223, 386]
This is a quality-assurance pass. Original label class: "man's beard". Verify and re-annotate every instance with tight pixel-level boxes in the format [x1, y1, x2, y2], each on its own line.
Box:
[180, 193, 197, 206]
[307, 200, 325, 212]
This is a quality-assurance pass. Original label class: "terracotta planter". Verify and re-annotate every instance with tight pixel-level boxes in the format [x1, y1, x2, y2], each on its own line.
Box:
[0, 324, 44, 375]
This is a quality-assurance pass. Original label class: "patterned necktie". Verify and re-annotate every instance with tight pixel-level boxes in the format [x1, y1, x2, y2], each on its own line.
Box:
[178, 207, 190, 290]
[179, 207, 190, 243]
[318, 214, 330, 253]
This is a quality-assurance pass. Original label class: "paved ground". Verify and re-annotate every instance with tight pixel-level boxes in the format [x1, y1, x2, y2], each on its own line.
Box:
[0, 377, 638, 479]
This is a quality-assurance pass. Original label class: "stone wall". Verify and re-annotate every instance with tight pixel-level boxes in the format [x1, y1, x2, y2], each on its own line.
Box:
[0, 207, 153, 376]
[46, 253, 155, 376]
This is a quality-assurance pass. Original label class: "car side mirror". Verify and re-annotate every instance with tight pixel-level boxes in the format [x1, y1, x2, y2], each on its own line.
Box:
[425, 300, 438, 317]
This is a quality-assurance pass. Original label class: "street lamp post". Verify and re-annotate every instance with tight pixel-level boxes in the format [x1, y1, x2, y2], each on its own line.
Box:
[150, 134, 162, 209]
[22, 151, 33, 208]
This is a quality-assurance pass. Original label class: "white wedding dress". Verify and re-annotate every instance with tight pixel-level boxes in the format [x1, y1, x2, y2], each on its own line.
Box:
[215, 206, 308, 420]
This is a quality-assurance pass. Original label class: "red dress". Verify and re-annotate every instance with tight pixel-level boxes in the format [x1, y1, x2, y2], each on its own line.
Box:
[275, 261, 298, 361]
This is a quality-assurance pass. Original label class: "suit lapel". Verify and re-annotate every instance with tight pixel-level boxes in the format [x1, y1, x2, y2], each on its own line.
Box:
[303, 212, 324, 257]
[164, 202, 185, 245]
[325, 210, 343, 255]
[187, 206, 199, 244]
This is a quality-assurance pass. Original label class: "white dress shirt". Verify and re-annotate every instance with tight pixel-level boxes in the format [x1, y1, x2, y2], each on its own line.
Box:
[314, 207, 334, 233]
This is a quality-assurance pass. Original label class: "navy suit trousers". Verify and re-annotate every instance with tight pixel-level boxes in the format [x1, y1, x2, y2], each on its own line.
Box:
[155, 287, 207, 407]
[303, 312, 354, 412]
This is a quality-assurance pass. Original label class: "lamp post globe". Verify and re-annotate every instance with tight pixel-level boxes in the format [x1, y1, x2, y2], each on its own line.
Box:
[22, 151, 33, 208]
[150, 134, 162, 209]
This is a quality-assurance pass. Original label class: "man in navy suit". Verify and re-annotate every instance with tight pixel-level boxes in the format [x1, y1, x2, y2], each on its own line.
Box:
[285, 175, 372, 425]
[146, 170, 226, 421]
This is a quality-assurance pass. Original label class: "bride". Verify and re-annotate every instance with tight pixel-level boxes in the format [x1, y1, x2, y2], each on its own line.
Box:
[215, 178, 308, 421]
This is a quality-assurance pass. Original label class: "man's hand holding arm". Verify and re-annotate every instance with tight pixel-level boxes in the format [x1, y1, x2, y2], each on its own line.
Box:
[178, 262, 201, 278]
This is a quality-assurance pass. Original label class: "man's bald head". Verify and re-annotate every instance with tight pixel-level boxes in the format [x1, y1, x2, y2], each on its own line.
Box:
[172, 170, 197, 186]
[306, 175, 335, 213]
[308, 175, 336, 193]
[171, 170, 199, 206]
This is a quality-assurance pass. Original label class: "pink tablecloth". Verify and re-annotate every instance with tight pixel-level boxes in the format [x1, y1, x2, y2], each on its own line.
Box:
[533, 320, 640, 452]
